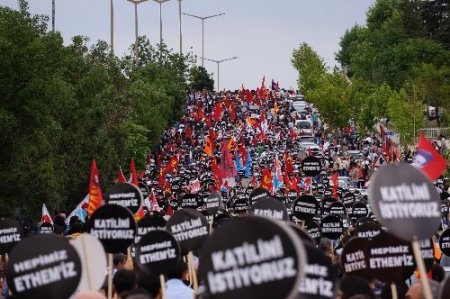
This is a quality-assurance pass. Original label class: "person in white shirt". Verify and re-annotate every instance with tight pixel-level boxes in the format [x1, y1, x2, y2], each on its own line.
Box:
[166, 261, 194, 299]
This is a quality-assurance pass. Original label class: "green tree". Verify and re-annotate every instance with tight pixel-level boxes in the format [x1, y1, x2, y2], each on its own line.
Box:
[291, 43, 326, 98]
[189, 66, 214, 91]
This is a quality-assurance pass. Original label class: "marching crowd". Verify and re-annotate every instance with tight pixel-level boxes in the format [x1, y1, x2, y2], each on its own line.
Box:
[1, 85, 450, 299]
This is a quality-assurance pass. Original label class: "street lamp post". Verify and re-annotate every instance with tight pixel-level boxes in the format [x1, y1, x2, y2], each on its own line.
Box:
[178, 0, 182, 54]
[51, 0, 55, 32]
[203, 56, 238, 91]
[182, 12, 225, 67]
[127, 0, 148, 63]
[110, 0, 114, 54]
[153, 0, 170, 61]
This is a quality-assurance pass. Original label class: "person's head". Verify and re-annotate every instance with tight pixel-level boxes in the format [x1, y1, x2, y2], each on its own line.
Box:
[318, 238, 334, 259]
[69, 221, 84, 234]
[405, 279, 440, 299]
[337, 275, 374, 299]
[113, 269, 137, 297]
[431, 263, 445, 282]
[114, 253, 127, 271]
[167, 260, 189, 280]
[137, 271, 161, 298]
[124, 288, 152, 299]
[72, 291, 107, 299]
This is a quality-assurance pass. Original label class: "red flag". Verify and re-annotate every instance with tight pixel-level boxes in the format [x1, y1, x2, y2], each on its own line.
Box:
[129, 159, 139, 186]
[116, 167, 127, 183]
[240, 144, 247, 165]
[218, 143, 237, 179]
[250, 176, 258, 188]
[229, 103, 236, 122]
[157, 169, 165, 188]
[204, 136, 213, 156]
[291, 176, 301, 193]
[213, 102, 223, 122]
[165, 156, 179, 173]
[41, 203, 53, 224]
[380, 125, 386, 140]
[260, 168, 273, 192]
[413, 133, 448, 180]
[134, 207, 145, 221]
[331, 171, 339, 199]
[259, 111, 266, 123]
[87, 159, 103, 216]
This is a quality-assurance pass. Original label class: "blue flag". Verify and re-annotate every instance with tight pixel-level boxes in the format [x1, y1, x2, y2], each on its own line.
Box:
[244, 151, 252, 177]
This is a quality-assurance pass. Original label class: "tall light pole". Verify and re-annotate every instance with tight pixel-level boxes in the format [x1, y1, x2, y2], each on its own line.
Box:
[178, 0, 182, 54]
[153, 0, 170, 61]
[110, 0, 114, 54]
[203, 56, 238, 91]
[182, 12, 225, 67]
[51, 0, 55, 32]
[127, 0, 148, 63]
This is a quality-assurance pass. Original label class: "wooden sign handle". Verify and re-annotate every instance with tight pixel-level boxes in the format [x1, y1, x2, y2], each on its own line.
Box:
[159, 274, 166, 299]
[107, 253, 113, 299]
[188, 251, 198, 294]
[412, 237, 433, 299]
[390, 283, 398, 299]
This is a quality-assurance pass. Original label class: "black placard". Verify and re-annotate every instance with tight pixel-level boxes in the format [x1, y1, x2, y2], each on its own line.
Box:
[439, 228, 450, 257]
[287, 190, 299, 201]
[306, 221, 321, 243]
[206, 192, 222, 215]
[249, 187, 270, 206]
[166, 209, 208, 255]
[342, 193, 356, 210]
[298, 243, 337, 299]
[232, 197, 249, 214]
[0, 218, 23, 254]
[288, 223, 314, 245]
[181, 194, 201, 210]
[368, 163, 441, 241]
[351, 202, 368, 219]
[342, 237, 370, 279]
[293, 196, 319, 222]
[39, 222, 54, 234]
[367, 231, 416, 283]
[6, 234, 82, 299]
[135, 230, 180, 275]
[355, 221, 382, 240]
[135, 212, 166, 245]
[320, 215, 343, 240]
[105, 183, 143, 215]
[301, 156, 322, 177]
[249, 197, 288, 221]
[88, 204, 137, 253]
[419, 238, 435, 272]
[321, 197, 335, 216]
[329, 202, 346, 216]
[198, 216, 305, 299]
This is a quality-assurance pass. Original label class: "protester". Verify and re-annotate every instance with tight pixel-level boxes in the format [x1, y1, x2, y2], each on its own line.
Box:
[165, 261, 194, 299]
[405, 280, 441, 299]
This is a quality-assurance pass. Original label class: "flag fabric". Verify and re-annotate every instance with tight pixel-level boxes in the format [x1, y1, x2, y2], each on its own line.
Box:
[134, 207, 145, 222]
[165, 155, 179, 173]
[41, 204, 53, 224]
[87, 159, 103, 217]
[227, 136, 237, 151]
[244, 151, 252, 177]
[260, 168, 273, 192]
[250, 176, 258, 188]
[331, 171, 339, 199]
[65, 194, 89, 225]
[213, 102, 223, 122]
[235, 152, 244, 172]
[116, 167, 127, 183]
[229, 103, 236, 122]
[204, 136, 213, 156]
[150, 189, 161, 212]
[219, 143, 237, 179]
[191, 179, 201, 194]
[246, 117, 260, 128]
[129, 159, 139, 186]
[272, 156, 283, 193]
[157, 169, 165, 188]
[413, 133, 448, 180]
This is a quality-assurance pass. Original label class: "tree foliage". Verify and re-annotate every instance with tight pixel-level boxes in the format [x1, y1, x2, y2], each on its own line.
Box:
[189, 66, 214, 91]
[0, 2, 191, 219]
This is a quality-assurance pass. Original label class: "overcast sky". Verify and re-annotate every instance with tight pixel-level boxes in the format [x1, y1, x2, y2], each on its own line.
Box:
[2, 0, 376, 90]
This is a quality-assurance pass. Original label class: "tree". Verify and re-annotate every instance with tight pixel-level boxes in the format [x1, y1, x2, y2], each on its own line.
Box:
[291, 43, 326, 98]
[189, 66, 214, 91]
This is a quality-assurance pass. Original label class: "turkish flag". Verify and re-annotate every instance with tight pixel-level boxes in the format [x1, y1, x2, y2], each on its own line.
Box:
[413, 133, 447, 180]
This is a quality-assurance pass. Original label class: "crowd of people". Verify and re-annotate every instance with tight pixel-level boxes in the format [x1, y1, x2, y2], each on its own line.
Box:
[1, 85, 450, 299]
